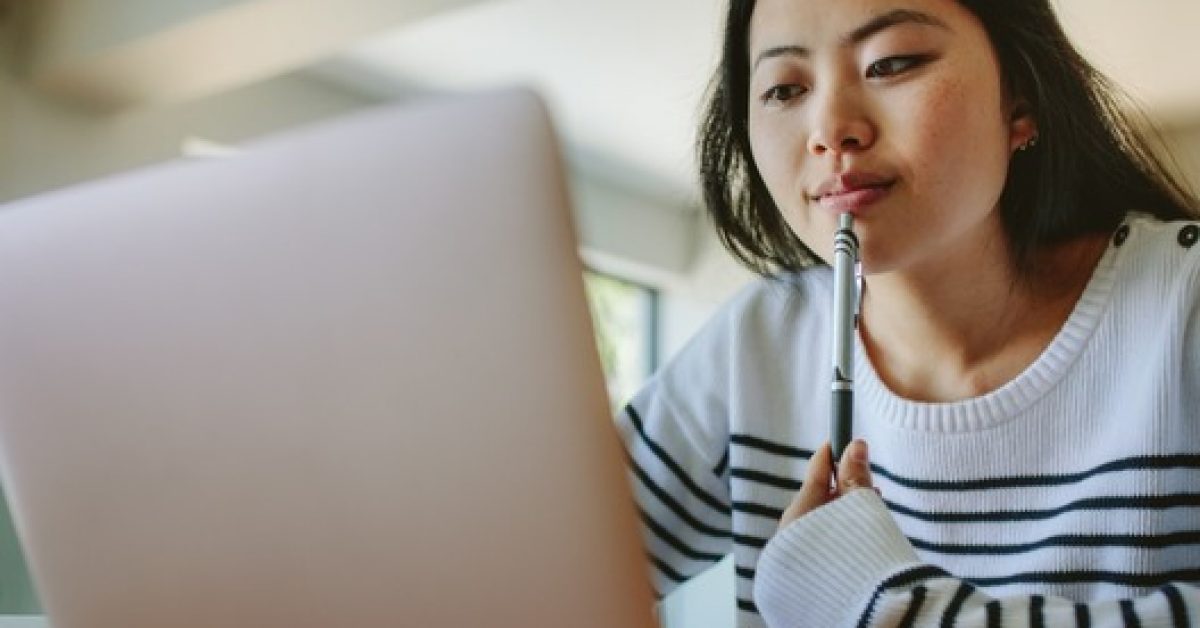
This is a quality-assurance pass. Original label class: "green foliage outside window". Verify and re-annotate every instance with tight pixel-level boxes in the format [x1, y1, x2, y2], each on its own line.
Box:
[583, 271, 657, 411]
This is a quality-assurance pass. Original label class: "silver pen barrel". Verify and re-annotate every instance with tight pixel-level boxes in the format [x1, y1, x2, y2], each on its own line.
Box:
[830, 213, 859, 462]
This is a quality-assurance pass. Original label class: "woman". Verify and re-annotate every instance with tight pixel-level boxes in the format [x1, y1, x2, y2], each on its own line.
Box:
[618, 0, 1200, 626]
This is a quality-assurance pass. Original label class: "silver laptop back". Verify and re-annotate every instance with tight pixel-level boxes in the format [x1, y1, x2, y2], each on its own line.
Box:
[0, 89, 655, 628]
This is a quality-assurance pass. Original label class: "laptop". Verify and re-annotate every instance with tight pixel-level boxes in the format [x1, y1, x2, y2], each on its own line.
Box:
[0, 88, 657, 628]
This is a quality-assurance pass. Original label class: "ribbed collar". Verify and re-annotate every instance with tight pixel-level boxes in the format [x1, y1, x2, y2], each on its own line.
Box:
[854, 222, 1127, 433]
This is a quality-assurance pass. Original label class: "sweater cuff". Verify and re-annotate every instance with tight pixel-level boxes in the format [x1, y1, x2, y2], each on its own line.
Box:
[753, 489, 921, 628]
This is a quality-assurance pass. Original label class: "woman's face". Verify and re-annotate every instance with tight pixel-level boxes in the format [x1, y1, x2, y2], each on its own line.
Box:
[746, 0, 1035, 274]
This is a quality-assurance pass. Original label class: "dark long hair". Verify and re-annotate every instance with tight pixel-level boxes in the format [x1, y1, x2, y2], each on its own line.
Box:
[698, 0, 1199, 276]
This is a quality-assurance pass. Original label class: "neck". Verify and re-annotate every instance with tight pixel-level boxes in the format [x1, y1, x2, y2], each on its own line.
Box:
[857, 227, 1108, 403]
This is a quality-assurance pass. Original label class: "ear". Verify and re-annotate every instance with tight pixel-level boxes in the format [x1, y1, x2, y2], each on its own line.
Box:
[1008, 101, 1038, 153]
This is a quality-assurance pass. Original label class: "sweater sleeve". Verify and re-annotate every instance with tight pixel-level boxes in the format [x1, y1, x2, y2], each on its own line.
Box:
[615, 283, 774, 599]
[754, 490, 1198, 627]
[616, 380, 733, 600]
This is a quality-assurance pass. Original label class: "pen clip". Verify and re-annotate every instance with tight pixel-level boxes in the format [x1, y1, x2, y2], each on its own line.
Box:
[854, 262, 863, 328]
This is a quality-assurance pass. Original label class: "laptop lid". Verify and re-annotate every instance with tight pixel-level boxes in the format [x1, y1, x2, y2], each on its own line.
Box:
[0, 88, 655, 628]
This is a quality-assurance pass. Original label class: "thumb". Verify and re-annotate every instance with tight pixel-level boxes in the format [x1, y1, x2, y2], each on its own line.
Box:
[778, 442, 834, 528]
[836, 439, 873, 494]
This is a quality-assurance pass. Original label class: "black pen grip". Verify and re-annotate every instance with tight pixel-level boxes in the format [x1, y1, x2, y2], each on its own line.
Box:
[831, 390, 853, 462]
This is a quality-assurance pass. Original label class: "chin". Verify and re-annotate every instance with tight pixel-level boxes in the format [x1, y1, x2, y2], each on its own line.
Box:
[857, 244, 905, 277]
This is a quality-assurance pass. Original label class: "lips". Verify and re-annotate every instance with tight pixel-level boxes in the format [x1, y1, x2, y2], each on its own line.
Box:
[810, 173, 896, 215]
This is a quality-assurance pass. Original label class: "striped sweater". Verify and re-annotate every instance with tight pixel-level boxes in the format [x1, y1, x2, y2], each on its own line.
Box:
[617, 215, 1200, 627]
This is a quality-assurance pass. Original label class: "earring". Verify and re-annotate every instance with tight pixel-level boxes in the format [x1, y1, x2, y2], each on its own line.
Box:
[1019, 134, 1039, 151]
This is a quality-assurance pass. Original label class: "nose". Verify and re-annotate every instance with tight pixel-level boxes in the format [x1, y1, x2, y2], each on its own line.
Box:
[806, 86, 875, 158]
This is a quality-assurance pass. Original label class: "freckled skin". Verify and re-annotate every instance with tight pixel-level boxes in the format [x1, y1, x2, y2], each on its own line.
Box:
[746, 0, 1034, 275]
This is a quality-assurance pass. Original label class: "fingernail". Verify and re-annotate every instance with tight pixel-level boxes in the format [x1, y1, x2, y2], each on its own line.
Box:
[851, 440, 868, 463]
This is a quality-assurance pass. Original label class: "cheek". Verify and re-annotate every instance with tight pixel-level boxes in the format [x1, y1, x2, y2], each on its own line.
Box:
[748, 117, 810, 218]
[750, 130, 822, 245]
[748, 119, 794, 196]
[904, 77, 1011, 211]
[748, 115, 836, 259]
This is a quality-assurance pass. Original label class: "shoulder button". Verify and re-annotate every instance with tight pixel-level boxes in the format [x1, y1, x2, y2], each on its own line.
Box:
[1179, 224, 1199, 249]
[1113, 224, 1130, 247]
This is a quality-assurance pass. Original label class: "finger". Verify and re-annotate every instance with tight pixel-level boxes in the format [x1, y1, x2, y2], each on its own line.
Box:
[780, 442, 835, 527]
[836, 439, 874, 495]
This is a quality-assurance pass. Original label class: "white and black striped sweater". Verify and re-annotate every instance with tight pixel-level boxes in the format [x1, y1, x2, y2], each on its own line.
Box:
[617, 215, 1200, 627]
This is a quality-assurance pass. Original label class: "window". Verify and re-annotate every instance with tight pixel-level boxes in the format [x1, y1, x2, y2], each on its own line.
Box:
[587, 275, 740, 628]
[583, 271, 658, 412]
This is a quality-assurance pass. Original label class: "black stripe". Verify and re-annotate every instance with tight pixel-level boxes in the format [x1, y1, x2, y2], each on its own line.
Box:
[737, 598, 759, 613]
[857, 593, 879, 628]
[733, 534, 768, 549]
[731, 466, 804, 490]
[1074, 603, 1091, 628]
[736, 565, 755, 580]
[732, 500, 785, 520]
[733, 476, 1200, 524]
[873, 454, 1200, 491]
[626, 404, 731, 515]
[885, 494, 1200, 523]
[730, 433, 1200, 491]
[1163, 584, 1191, 628]
[896, 585, 928, 628]
[881, 564, 953, 589]
[639, 507, 726, 562]
[1030, 595, 1045, 628]
[1120, 599, 1142, 628]
[713, 447, 730, 477]
[731, 434, 815, 459]
[648, 551, 686, 583]
[985, 601, 1001, 628]
[909, 530, 1200, 555]
[626, 451, 732, 539]
[858, 565, 950, 628]
[968, 568, 1200, 588]
[940, 581, 974, 628]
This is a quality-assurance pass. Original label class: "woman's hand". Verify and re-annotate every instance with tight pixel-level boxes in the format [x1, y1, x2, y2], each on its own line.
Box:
[778, 439, 874, 529]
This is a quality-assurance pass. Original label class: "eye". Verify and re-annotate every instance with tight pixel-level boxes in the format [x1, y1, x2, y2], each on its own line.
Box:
[865, 55, 925, 79]
[761, 84, 808, 105]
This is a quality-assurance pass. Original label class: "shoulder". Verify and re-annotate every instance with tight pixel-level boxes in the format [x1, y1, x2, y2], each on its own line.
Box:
[627, 267, 832, 428]
[725, 268, 833, 330]
[676, 267, 833, 362]
[1115, 214, 1200, 438]
[1120, 212, 1200, 254]
[1109, 214, 1200, 356]
[1116, 213, 1200, 299]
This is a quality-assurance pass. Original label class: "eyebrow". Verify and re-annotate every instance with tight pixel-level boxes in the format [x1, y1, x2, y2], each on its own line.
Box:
[752, 8, 950, 70]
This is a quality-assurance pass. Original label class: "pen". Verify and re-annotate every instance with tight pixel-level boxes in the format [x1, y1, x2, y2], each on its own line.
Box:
[830, 213, 860, 462]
